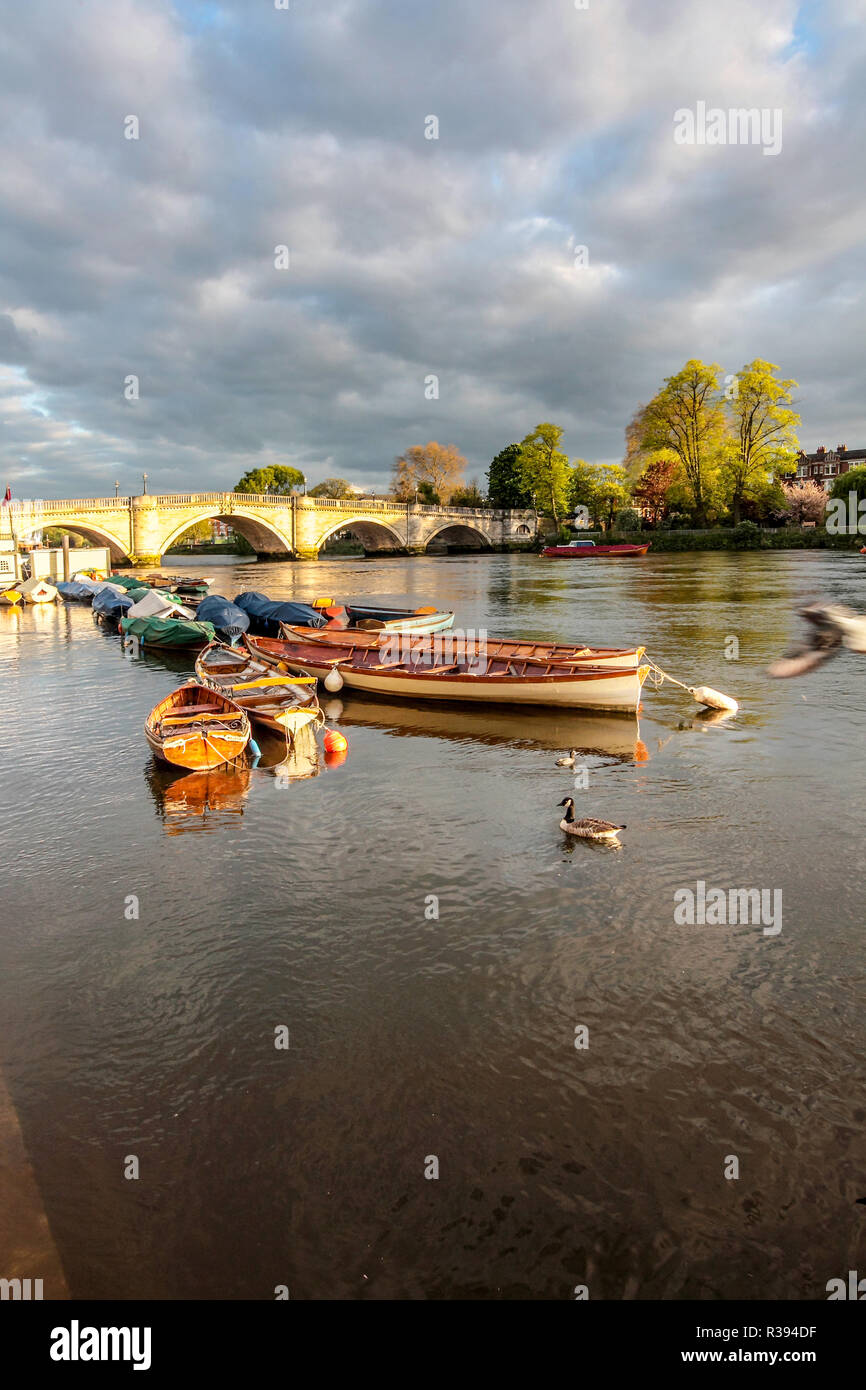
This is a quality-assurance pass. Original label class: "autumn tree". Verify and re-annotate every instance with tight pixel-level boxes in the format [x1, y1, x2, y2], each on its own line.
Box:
[487, 444, 531, 508]
[308, 477, 355, 498]
[631, 458, 679, 525]
[722, 360, 800, 523]
[392, 442, 466, 502]
[518, 423, 572, 523]
[637, 360, 726, 525]
[234, 465, 305, 495]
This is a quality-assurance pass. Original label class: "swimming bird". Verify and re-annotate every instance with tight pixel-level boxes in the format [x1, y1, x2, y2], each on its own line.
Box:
[768, 601, 866, 678]
[555, 749, 578, 768]
[558, 797, 626, 841]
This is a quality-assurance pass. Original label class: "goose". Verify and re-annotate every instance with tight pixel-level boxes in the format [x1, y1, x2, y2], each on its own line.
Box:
[558, 797, 626, 842]
[555, 749, 578, 768]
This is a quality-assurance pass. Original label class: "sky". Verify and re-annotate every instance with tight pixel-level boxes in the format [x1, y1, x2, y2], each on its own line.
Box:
[1, 0, 864, 499]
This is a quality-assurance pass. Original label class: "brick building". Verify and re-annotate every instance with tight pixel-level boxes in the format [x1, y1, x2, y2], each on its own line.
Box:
[795, 444, 866, 491]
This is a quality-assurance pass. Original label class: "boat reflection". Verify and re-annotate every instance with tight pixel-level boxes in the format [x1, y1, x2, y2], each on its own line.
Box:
[329, 693, 649, 762]
[255, 721, 321, 783]
[145, 760, 252, 834]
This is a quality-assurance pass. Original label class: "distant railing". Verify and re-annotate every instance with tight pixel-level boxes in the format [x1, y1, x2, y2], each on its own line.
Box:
[41, 497, 130, 510]
[30, 492, 537, 524]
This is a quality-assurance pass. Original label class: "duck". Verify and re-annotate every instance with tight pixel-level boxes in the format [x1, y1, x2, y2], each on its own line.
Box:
[555, 749, 578, 768]
[558, 797, 626, 842]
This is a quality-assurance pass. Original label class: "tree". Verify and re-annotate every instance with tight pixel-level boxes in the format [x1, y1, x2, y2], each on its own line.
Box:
[637, 360, 726, 525]
[234, 465, 305, 495]
[591, 464, 630, 532]
[449, 482, 487, 508]
[828, 465, 866, 505]
[416, 480, 441, 505]
[722, 360, 800, 523]
[487, 444, 531, 507]
[308, 477, 355, 498]
[631, 457, 678, 525]
[392, 442, 466, 502]
[518, 423, 572, 523]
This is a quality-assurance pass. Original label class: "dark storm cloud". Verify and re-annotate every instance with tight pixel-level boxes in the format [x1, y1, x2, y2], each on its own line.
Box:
[0, 0, 864, 497]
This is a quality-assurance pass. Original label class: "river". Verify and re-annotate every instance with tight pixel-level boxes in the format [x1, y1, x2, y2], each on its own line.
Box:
[1, 549, 864, 1299]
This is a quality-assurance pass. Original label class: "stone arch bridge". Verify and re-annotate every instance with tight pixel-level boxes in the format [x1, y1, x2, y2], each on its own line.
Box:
[23, 493, 537, 564]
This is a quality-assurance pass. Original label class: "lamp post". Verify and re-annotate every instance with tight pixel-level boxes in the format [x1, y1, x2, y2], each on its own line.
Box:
[142, 473, 148, 495]
[115, 480, 120, 497]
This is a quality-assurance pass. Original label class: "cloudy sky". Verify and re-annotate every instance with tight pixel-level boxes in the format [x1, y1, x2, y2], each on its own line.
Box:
[0, 0, 864, 499]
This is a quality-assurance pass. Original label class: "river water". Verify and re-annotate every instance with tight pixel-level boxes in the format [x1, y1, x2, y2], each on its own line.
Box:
[1, 550, 864, 1300]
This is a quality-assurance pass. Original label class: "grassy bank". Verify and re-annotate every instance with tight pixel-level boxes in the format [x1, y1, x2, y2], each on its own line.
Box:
[574, 528, 862, 552]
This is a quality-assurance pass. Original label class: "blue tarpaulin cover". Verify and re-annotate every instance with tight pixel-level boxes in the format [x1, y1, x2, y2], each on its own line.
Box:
[196, 595, 250, 639]
[92, 588, 133, 619]
[56, 581, 99, 602]
[233, 591, 326, 636]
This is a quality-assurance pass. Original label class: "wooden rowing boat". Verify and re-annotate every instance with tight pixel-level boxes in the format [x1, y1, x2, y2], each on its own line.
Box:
[543, 540, 651, 557]
[276, 625, 645, 670]
[144, 682, 252, 770]
[309, 599, 455, 633]
[195, 641, 323, 737]
[245, 633, 649, 711]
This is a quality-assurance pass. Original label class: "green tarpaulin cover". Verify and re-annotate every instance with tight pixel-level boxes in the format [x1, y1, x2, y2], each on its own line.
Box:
[120, 615, 216, 648]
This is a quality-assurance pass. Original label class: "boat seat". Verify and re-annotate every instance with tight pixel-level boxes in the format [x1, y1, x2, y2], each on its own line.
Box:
[161, 703, 226, 717]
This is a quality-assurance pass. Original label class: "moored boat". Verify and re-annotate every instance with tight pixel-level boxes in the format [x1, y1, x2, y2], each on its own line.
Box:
[15, 577, 59, 603]
[245, 633, 649, 711]
[195, 641, 323, 737]
[275, 625, 645, 671]
[56, 580, 101, 602]
[309, 598, 455, 633]
[543, 540, 651, 557]
[121, 614, 217, 650]
[144, 682, 251, 770]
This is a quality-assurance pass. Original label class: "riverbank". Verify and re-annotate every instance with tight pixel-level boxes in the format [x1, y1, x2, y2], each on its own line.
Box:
[577, 527, 861, 552]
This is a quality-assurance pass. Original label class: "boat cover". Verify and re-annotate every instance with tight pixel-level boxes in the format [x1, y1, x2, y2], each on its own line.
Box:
[107, 574, 144, 591]
[120, 615, 216, 648]
[195, 595, 250, 639]
[233, 591, 326, 636]
[92, 588, 133, 619]
[127, 588, 195, 620]
[17, 577, 58, 601]
[56, 581, 97, 602]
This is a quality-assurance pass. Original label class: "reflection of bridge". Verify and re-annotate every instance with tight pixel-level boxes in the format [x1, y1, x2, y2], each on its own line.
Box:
[14, 493, 538, 564]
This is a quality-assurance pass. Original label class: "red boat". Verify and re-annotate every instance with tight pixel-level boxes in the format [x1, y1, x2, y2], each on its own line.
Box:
[542, 539, 651, 558]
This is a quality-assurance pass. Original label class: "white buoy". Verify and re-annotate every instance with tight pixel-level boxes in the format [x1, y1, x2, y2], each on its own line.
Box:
[324, 667, 344, 692]
[689, 685, 739, 713]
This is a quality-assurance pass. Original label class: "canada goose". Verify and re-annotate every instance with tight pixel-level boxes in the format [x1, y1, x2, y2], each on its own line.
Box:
[555, 749, 578, 768]
[558, 797, 626, 841]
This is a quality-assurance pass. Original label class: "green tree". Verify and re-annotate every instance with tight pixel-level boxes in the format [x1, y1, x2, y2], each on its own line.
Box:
[637, 360, 726, 525]
[449, 482, 487, 508]
[487, 444, 531, 507]
[828, 466, 866, 503]
[234, 465, 305, 495]
[518, 423, 571, 523]
[591, 464, 630, 532]
[308, 477, 355, 498]
[722, 360, 800, 523]
[415, 480, 441, 505]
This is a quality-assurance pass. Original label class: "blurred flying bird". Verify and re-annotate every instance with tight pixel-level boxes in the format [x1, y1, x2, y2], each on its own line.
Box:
[767, 602, 866, 678]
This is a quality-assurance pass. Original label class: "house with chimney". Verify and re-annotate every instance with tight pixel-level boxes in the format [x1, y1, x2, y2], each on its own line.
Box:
[795, 444, 866, 491]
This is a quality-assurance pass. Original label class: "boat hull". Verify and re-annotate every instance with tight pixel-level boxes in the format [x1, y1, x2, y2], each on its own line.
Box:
[278, 627, 645, 671]
[542, 543, 651, 557]
[144, 683, 251, 770]
[248, 639, 649, 711]
[195, 642, 323, 737]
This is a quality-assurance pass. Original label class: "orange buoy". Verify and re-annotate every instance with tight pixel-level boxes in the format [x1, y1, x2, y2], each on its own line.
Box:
[323, 728, 348, 753]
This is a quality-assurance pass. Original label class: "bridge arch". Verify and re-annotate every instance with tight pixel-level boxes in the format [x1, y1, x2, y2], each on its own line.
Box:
[159, 509, 293, 556]
[44, 522, 131, 563]
[316, 516, 407, 555]
[423, 521, 492, 552]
